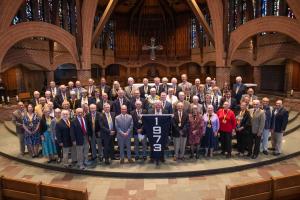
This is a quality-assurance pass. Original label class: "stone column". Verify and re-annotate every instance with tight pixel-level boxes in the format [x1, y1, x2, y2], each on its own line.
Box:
[253, 66, 261, 92]
[215, 66, 230, 87]
[77, 69, 91, 86]
[46, 70, 54, 83]
[101, 67, 106, 77]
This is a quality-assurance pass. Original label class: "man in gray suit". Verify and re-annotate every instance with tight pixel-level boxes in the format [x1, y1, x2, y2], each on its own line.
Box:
[124, 77, 137, 100]
[248, 99, 266, 159]
[12, 101, 26, 155]
[115, 105, 134, 164]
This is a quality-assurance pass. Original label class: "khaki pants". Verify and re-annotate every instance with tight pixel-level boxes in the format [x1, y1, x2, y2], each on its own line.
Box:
[62, 147, 71, 166]
[274, 132, 283, 154]
[76, 135, 89, 167]
[174, 136, 187, 158]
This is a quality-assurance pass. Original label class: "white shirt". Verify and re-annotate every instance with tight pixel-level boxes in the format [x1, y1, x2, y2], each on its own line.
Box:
[166, 95, 178, 105]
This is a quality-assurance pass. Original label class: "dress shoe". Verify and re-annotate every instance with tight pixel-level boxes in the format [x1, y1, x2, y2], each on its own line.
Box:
[268, 147, 275, 151]
[105, 159, 110, 165]
[247, 153, 252, 157]
[251, 155, 258, 159]
[262, 150, 268, 155]
[160, 158, 165, 163]
[128, 158, 134, 163]
[135, 156, 139, 161]
[195, 154, 200, 159]
[99, 157, 104, 162]
[143, 156, 147, 161]
[173, 157, 177, 161]
[189, 154, 194, 159]
[120, 159, 125, 164]
[273, 152, 281, 156]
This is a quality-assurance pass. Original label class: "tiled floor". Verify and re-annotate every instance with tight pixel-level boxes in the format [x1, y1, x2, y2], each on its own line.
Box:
[0, 155, 300, 200]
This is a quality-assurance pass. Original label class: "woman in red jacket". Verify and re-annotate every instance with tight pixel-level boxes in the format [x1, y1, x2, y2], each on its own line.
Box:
[217, 101, 236, 158]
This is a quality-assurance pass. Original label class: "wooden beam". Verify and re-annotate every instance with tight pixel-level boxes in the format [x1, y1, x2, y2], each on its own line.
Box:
[92, 0, 118, 46]
[186, 0, 215, 46]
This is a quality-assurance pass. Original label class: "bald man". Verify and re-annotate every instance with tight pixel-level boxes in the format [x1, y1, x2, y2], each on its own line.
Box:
[86, 78, 96, 97]
[270, 100, 289, 156]
[12, 101, 26, 155]
[232, 76, 246, 104]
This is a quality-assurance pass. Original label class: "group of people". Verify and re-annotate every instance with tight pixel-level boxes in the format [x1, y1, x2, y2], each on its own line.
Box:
[11, 74, 289, 169]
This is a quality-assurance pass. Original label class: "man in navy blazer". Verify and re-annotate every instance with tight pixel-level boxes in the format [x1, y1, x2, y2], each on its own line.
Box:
[270, 100, 289, 156]
[160, 92, 173, 114]
[70, 108, 89, 169]
[100, 103, 116, 164]
[112, 89, 131, 115]
[232, 76, 246, 104]
[55, 110, 72, 167]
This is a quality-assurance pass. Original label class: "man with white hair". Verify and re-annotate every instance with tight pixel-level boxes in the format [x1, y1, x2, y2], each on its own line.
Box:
[174, 91, 190, 113]
[70, 108, 89, 169]
[69, 90, 80, 111]
[131, 100, 147, 161]
[86, 78, 96, 97]
[159, 77, 169, 93]
[44, 91, 52, 104]
[124, 77, 137, 99]
[112, 89, 131, 115]
[191, 78, 201, 96]
[249, 100, 266, 159]
[270, 100, 289, 156]
[204, 77, 212, 93]
[179, 74, 192, 92]
[74, 81, 83, 99]
[67, 81, 74, 95]
[170, 77, 182, 96]
[54, 84, 69, 109]
[146, 88, 160, 111]
[139, 78, 151, 98]
[79, 89, 94, 107]
[152, 77, 162, 95]
[56, 109, 72, 167]
[166, 87, 178, 105]
[35, 97, 46, 118]
[233, 76, 246, 104]
[31, 91, 40, 108]
[48, 81, 58, 98]
[12, 101, 26, 155]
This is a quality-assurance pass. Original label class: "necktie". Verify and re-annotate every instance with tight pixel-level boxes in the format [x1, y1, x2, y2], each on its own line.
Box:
[179, 111, 182, 124]
[162, 101, 165, 108]
[92, 114, 95, 132]
[66, 119, 70, 128]
[120, 98, 123, 107]
[130, 86, 132, 93]
[80, 117, 86, 135]
[107, 113, 112, 130]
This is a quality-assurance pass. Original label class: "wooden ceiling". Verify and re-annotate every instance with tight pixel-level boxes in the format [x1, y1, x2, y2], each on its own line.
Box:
[98, 0, 206, 14]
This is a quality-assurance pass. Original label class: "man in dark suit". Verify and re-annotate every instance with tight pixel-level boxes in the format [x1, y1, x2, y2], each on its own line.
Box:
[131, 100, 147, 161]
[76, 89, 95, 108]
[232, 76, 246, 104]
[159, 77, 169, 94]
[170, 77, 182, 97]
[172, 102, 189, 161]
[96, 92, 112, 113]
[112, 89, 131, 115]
[86, 78, 97, 97]
[86, 104, 103, 162]
[152, 77, 163, 95]
[220, 91, 237, 113]
[139, 78, 151, 98]
[54, 85, 69, 109]
[99, 77, 111, 99]
[70, 108, 89, 169]
[55, 110, 73, 167]
[160, 92, 173, 114]
[31, 91, 40, 108]
[270, 100, 289, 156]
[68, 91, 80, 111]
[100, 103, 116, 164]
[48, 81, 59, 98]
[130, 89, 146, 110]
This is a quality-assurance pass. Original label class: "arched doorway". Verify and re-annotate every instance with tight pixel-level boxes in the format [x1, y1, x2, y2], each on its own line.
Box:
[54, 63, 77, 85]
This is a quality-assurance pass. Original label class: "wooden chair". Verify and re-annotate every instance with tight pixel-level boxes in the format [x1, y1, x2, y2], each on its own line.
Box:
[272, 173, 300, 200]
[225, 179, 273, 200]
[0, 176, 40, 200]
[40, 183, 88, 200]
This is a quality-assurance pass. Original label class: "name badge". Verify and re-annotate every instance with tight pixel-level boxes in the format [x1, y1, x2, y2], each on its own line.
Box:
[222, 119, 227, 124]
[207, 124, 211, 128]
[138, 119, 142, 124]
[178, 123, 182, 127]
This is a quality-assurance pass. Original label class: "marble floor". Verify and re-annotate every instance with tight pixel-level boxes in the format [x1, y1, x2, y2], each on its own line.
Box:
[0, 155, 300, 200]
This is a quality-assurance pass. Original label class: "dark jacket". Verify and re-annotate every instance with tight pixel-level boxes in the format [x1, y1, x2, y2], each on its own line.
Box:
[70, 117, 88, 145]
[86, 112, 101, 138]
[112, 98, 131, 115]
[162, 101, 173, 114]
[39, 115, 54, 135]
[263, 106, 273, 129]
[130, 97, 146, 110]
[96, 100, 113, 113]
[130, 109, 147, 135]
[55, 119, 72, 147]
[54, 93, 70, 109]
[232, 83, 246, 103]
[271, 108, 289, 133]
[236, 110, 252, 135]
[100, 112, 116, 137]
[172, 111, 189, 137]
[139, 85, 151, 98]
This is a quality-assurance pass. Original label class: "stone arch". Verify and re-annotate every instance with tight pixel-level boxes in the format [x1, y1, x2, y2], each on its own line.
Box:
[228, 16, 300, 63]
[0, 0, 24, 31]
[0, 21, 79, 70]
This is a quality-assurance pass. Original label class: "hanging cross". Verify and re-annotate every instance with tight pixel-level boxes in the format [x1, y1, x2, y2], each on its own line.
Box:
[142, 37, 163, 61]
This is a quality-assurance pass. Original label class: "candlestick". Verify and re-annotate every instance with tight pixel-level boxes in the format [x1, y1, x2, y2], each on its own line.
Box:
[7, 96, 10, 103]
[16, 95, 19, 102]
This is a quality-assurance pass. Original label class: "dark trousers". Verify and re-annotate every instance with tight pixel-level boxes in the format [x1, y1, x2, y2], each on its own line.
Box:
[236, 131, 248, 154]
[55, 140, 62, 158]
[248, 134, 261, 156]
[103, 135, 115, 159]
[220, 131, 232, 154]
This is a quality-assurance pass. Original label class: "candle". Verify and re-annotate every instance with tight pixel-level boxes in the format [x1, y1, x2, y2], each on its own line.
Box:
[7, 96, 10, 103]
[1, 96, 4, 102]
[16, 95, 19, 102]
